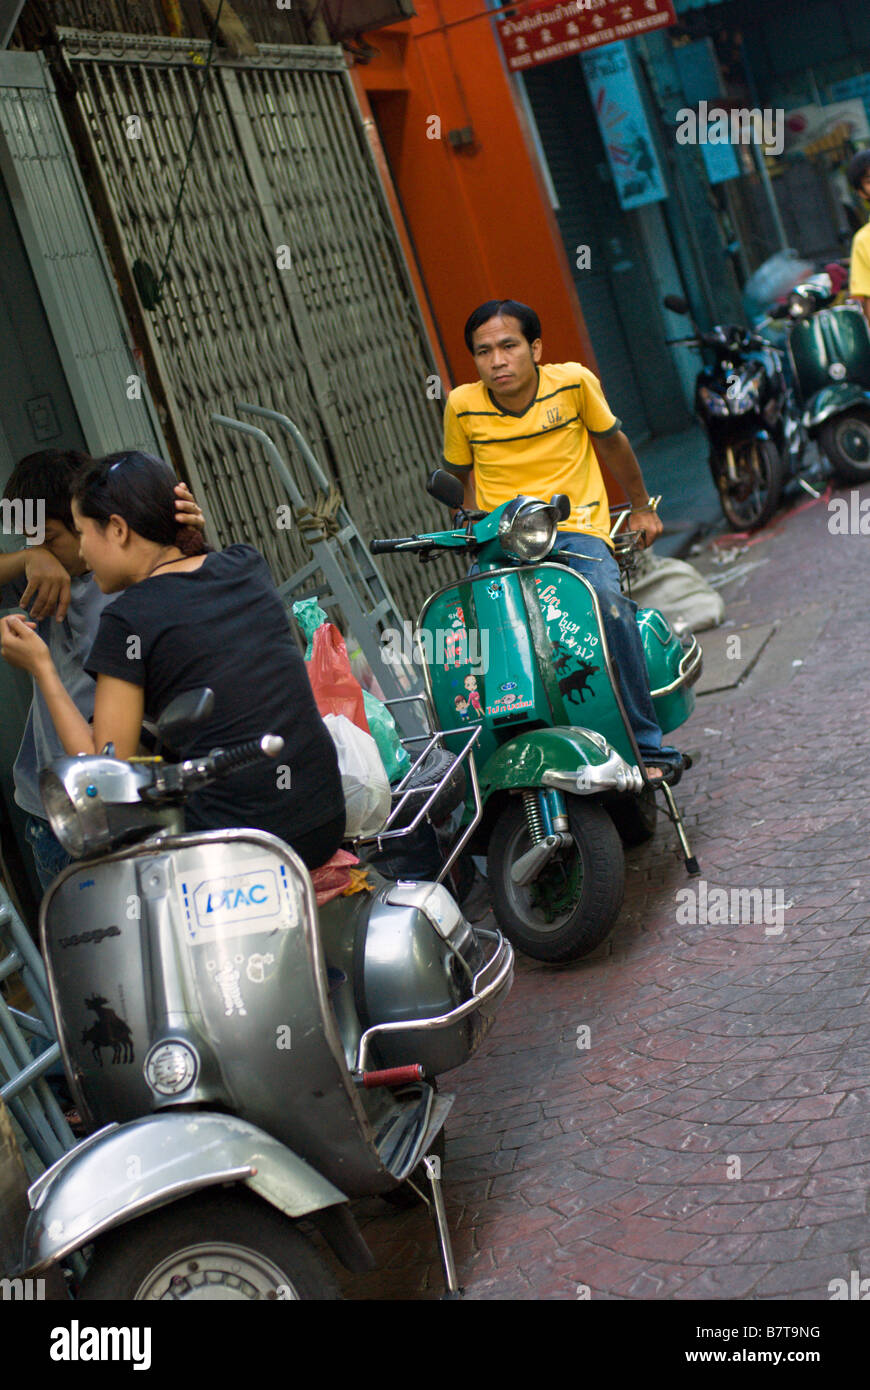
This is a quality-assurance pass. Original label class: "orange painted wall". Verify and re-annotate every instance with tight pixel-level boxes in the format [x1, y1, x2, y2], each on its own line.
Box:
[351, 0, 601, 392]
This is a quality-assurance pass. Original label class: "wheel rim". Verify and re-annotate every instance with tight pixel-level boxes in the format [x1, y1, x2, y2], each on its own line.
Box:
[833, 416, 870, 468]
[502, 820, 584, 935]
[722, 442, 773, 527]
[134, 1241, 300, 1301]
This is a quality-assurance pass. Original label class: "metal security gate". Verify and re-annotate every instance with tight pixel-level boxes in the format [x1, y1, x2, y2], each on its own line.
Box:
[54, 30, 450, 617]
[0, 50, 167, 461]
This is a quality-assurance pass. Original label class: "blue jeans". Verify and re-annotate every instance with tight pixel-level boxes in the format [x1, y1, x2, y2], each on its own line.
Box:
[25, 815, 71, 891]
[548, 534, 681, 765]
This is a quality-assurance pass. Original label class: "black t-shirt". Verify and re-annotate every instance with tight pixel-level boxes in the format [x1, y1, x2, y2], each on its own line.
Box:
[85, 544, 344, 842]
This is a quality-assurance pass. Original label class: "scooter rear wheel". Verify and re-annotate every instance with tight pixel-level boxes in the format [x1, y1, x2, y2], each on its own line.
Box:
[488, 796, 624, 963]
[77, 1190, 340, 1301]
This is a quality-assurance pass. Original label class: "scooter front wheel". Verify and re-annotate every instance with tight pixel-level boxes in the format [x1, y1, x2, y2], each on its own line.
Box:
[76, 1190, 340, 1301]
[716, 438, 785, 531]
[489, 796, 624, 963]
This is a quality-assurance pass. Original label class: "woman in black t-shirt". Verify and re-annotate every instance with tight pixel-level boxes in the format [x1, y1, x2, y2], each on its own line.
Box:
[0, 451, 345, 869]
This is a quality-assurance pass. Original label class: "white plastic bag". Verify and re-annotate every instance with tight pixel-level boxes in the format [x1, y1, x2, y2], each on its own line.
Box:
[631, 549, 725, 634]
[324, 713, 391, 838]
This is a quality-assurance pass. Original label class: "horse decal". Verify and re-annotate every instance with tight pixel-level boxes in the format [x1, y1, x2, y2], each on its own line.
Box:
[558, 659, 599, 706]
[81, 993, 134, 1066]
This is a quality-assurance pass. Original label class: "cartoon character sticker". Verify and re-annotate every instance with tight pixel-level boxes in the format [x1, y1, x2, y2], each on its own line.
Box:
[464, 674, 482, 715]
[207, 955, 248, 1017]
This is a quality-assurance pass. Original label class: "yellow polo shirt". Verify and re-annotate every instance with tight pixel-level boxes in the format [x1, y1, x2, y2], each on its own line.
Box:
[443, 362, 620, 546]
[850, 222, 870, 297]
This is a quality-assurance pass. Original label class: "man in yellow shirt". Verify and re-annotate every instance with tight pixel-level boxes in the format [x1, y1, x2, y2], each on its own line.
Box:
[847, 151, 870, 327]
[443, 298, 682, 783]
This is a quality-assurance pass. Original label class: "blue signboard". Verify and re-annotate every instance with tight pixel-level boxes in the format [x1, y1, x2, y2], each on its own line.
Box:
[673, 40, 741, 184]
[829, 74, 870, 130]
[581, 43, 668, 210]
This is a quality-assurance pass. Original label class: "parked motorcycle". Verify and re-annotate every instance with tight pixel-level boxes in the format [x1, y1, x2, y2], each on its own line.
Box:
[769, 272, 870, 483]
[16, 689, 513, 1300]
[664, 292, 800, 531]
[369, 472, 701, 965]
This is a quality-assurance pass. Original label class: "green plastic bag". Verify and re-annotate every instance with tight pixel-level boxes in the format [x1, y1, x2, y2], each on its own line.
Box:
[363, 690, 410, 784]
[293, 599, 409, 782]
[293, 597, 329, 660]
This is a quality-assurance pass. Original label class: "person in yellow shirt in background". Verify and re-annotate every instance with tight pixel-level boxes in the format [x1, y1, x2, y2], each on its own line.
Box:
[443, 298, 685, 785]
[847, 151, 870, 327]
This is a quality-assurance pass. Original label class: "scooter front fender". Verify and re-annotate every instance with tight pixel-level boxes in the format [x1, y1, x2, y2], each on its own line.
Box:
[803, 385, 870, 432]
[479, 727, 642, 797]
[21, 1111, 347, 1274]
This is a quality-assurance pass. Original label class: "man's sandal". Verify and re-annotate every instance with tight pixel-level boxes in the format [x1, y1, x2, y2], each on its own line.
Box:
[644, 753, 693, 789]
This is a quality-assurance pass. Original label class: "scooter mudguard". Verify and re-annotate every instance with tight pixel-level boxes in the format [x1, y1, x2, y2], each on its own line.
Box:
[477, 726, 642, 798]
[803, 384, 870, 432]
[21, 1111, 347, 1274]
[636, 609, 702, 734]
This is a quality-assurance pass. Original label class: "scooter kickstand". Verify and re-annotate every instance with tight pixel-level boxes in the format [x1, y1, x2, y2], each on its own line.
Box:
[424, 1153, 463, 1299]
[657, 782, 700, 876]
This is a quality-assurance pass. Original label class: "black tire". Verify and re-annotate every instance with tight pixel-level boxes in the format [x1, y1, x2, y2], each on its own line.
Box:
[77, 1189, 341, 1301]
[715, 438, 785, 531]
[445, 850, 477, 906]
[607, 786, 658, 847]
[820, 408, 870, 484]
[488, 795, 624, 963]
[381, 1127, 446, 1210]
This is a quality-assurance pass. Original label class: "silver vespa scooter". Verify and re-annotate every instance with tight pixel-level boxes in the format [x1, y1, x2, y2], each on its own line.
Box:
[16, 690, 513, 1300]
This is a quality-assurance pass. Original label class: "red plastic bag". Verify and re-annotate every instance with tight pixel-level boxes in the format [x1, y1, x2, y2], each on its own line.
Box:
[308, 622, 370, 734]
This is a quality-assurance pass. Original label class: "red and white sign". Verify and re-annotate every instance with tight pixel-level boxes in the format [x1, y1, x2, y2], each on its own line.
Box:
[497, 0, 677, 73]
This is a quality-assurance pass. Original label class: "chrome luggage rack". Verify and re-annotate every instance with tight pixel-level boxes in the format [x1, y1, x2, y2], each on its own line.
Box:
[352, 695, 482, 886]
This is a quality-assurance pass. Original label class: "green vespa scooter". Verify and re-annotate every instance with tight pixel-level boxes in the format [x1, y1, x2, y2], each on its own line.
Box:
[769, 273, 870, 482]
[371, 471, 702, 964]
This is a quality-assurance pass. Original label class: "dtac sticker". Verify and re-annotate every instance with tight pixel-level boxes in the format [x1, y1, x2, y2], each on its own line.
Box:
[500, 681, 517, 692]
[182, 862, 299, 944]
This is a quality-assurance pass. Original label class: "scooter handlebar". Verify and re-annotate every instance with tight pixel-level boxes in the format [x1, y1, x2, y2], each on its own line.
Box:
[370, 537, 412, 553]
[207, 735, 285, 778]
[147, 735, 284, 801]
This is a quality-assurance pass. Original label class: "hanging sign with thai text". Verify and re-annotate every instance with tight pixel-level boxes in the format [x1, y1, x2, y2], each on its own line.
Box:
[497, 0, 677, 73]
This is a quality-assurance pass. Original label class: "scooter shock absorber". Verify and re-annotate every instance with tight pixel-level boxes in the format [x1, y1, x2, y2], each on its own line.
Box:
[522, 790, 546, 845]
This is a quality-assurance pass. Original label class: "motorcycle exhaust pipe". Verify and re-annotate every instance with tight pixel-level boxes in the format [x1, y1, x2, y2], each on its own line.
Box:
[510, 834, 564, 887]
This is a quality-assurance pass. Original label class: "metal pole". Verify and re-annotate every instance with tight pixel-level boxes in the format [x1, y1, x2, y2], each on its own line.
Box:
[740, 42, 791, 254]
[0, 1, 25, 49]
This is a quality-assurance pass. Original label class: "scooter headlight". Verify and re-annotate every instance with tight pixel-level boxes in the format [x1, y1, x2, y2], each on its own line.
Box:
[39, 757, 156, 858]
[698, 386, 730, 418]
[39, 769, 91, 857]
[498, 498, 558, 562]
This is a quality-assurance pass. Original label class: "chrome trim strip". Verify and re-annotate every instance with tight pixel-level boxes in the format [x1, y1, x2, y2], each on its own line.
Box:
[650, 636, 703, 698]
[355, 931, 514, 1073]
[28, 1166, 255, 1272]
[27, 1123, 120, 1208]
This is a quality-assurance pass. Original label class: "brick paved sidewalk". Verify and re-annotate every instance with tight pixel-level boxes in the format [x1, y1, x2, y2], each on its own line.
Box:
[338, 481, 870, 1300]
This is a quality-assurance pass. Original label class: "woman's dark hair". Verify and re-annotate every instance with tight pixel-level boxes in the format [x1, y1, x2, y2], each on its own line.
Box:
[463, 300, 542, 353]
[73, 451, 208, 556]
[847, 149, 870, 192]
[4, 449, 94, 530]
